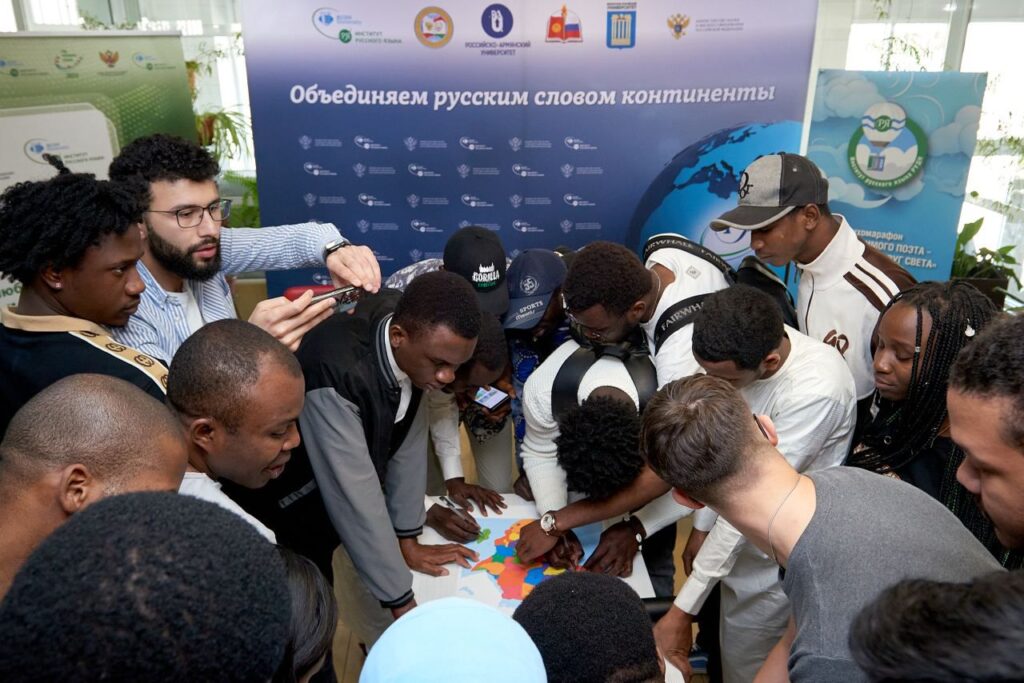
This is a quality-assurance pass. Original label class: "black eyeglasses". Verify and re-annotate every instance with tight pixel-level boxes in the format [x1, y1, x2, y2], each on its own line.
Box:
[753, 413, 770, 441]
[147, 198, 232, 229]
[561, 291, 608, 342]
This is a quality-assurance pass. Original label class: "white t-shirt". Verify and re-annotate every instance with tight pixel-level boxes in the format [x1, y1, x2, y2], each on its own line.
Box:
[521, 338, 640, 515]
[641, 240, 732, 388]
[178, 471, 277, 543]
[165, 282, 205, 336]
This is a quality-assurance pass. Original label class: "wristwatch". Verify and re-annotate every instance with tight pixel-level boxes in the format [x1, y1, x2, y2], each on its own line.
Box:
[322, 237, 350, 261]
[625, 514, 646, 550]
[540, 511, 559, 536]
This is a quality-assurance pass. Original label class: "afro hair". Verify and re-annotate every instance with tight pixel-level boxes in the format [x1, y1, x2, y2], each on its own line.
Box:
[556, 394, 643, 500]
[0, 157, 148, 284]
[0, 492, 290, 682]
[513, 572, 661, 683]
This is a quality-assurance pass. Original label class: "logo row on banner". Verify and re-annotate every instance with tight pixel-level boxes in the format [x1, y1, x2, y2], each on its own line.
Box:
[312, 4, 722, 50]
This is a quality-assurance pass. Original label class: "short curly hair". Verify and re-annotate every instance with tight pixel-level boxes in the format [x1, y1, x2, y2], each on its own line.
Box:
[950, 313, 1024, 450]
[0, 157, 148, 284]
[471, 313, 509, 372]
[0, 492, 290, 682]
[563, 241, 652, 316]
[513, 572, 661, 683]
[168, 319, 302, 432]
[850, 570, 1024, 682]
[108, 133, 219, 183]
[394, 270, 481, 340]
[692, 284, 784, 370]
[557, 394, 642, 500]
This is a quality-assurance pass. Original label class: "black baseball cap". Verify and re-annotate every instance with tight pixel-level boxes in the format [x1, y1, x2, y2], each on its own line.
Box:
[443, 226, 509, 315]
[711, 153, 829, 231]
[504, 249, 567, 330]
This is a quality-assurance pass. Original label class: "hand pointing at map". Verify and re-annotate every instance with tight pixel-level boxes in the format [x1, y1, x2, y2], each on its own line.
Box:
[400, 537, 478, 577]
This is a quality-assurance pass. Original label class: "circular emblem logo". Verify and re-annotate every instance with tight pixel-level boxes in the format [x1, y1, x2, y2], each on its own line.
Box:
[415, 7, 453, 48]
[339, 29, 352, 43]
[847, 102, 927, 190]
[481, 4, 513, 39]
[521, 275, 539, 295]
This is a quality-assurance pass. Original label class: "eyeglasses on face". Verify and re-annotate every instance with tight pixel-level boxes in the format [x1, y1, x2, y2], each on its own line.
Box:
[147, 198, 232, 229]
[561, 291, 609, 342]
[753, 413, 770, 441]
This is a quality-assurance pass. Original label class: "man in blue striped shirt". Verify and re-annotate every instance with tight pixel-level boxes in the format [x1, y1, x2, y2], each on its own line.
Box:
[108, 134, 381, 362]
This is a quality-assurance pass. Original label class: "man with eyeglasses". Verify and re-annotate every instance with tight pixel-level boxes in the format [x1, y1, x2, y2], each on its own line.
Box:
[516, 239, 729, 599]
[108, 133, 382, 362]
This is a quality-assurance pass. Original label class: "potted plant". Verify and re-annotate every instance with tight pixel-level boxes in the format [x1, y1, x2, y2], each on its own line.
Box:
[950, 217, 1021, 310]
[194, 107, 250, 163]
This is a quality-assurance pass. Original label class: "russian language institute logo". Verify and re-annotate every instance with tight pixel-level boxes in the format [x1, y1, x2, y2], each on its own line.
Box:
[313, 8, 357, 42]
[667, 14, 690, 39]
[547, 5, 582, 43]
[848, 102, 927, 190]
[482, 4, 513, 39]
[607, 2, 637, 49]
[415, 7, 453, 48]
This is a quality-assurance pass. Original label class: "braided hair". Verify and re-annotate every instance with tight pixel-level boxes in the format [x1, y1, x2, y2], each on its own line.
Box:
[850, 281, 1020, 567]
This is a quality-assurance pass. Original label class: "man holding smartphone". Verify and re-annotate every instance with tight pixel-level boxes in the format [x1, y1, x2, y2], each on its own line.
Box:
[108, 133, 382, 362]
[229, 272, 483, 648]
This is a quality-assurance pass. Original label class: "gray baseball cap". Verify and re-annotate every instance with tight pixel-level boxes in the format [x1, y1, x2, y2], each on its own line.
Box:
[710, 153, 829, 231]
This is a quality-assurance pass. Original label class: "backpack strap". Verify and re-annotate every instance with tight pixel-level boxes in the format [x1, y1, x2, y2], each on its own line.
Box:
[551, 332, 658, 421]
[652, 293, 709, 353]
[642, 233, 736, 284]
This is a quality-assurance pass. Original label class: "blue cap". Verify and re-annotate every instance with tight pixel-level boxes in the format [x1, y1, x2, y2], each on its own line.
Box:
[360, 598, 547, 683]
[504, 249, 567, 330]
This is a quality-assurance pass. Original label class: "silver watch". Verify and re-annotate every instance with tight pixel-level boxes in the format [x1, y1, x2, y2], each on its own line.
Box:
[322, 237, 350, 261]
[540, 511, 558, 536]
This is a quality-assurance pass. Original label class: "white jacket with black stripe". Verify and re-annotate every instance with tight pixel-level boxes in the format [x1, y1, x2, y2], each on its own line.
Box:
[797, 215, 915, 400]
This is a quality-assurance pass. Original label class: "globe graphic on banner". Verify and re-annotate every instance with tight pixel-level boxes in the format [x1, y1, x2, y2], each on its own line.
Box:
[626, 122, 803, 265]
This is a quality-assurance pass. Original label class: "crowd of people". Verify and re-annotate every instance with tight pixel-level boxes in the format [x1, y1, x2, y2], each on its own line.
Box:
[0, 135, 1021, 682]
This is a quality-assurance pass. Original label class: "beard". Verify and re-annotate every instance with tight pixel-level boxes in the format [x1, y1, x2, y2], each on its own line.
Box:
[146, 225, 221, 281]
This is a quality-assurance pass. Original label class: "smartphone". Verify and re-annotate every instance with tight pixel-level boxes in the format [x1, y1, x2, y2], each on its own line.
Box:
[474, 386, 510, 411]
[309, 285, 362, 313]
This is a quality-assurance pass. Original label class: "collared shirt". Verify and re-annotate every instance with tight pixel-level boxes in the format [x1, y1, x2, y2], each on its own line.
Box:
[0, 307, 167, 435]
[112, 222, 343, 363]
[382, 320, 412, 423]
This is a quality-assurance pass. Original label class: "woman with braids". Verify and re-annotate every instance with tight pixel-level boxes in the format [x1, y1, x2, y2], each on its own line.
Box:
[849, 280, 1021, 568]
[0, 155, 168, 435]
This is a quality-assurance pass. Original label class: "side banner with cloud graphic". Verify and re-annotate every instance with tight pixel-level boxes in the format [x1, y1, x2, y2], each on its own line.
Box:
[806, 69, 987, 282]
[242, 1, 817, 291]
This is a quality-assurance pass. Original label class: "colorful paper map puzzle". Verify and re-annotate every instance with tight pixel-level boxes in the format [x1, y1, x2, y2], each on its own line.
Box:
[458, 517, 601, 613]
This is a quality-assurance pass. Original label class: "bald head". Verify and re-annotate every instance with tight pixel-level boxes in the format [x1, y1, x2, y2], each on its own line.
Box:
[0, 374, 187, 493]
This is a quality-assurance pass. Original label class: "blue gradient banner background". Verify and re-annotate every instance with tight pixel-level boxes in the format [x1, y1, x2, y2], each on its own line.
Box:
[242, 1, 817, 291]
